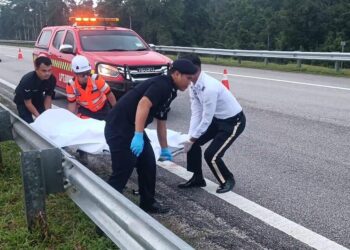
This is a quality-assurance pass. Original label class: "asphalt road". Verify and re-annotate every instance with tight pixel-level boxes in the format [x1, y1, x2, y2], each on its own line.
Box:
[0, 45, 349, 249]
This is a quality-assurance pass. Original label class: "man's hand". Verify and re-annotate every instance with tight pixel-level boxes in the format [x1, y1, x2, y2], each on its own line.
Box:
[130, 132, 144, 157]
[159, 147, 173, 161]
[181, 140, 194, 153]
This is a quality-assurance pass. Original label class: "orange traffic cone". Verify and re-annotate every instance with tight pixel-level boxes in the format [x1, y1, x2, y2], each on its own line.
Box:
[221, 69, 230, 90]
[18, 48, 23, 60]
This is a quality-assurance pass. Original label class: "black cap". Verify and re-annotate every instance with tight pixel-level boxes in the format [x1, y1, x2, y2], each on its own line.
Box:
[171, 59, 198, 74]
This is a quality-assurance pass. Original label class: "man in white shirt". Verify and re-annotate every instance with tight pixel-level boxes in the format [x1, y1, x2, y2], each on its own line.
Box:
[178, 55, 246, 193]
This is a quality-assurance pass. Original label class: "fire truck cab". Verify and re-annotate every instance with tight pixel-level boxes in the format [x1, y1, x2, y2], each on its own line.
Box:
[33, 17, 172, 98]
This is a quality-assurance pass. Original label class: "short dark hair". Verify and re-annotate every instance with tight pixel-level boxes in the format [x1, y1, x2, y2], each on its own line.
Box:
[180, 54, 201, 68]
[34, 56, 52, 68]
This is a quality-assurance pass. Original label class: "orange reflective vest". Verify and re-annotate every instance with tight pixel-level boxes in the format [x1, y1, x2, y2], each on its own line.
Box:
[66, 74, 111, 112]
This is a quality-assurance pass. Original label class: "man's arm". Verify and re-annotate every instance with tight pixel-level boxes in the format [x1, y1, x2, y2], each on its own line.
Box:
[68, 102, 77, 114]
[44, 95, 52, 110]
[190, 89, 218, 139]
[135, 96, 152, 132]
[24, 99, 40, 117]
[106, 92, 117, 107]
[156, 119, 168, 148]
[188, 89, 202, 141]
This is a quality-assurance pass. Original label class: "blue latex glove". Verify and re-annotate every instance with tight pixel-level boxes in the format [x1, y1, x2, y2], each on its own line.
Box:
[130, 132, 144, 157]
[160, 147, 173, 161]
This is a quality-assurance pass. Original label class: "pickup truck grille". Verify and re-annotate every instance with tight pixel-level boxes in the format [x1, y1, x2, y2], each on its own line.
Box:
[117, 65, 168, 82]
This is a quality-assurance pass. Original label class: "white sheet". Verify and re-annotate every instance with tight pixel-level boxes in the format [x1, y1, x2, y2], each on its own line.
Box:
[30, 108, 188, 158]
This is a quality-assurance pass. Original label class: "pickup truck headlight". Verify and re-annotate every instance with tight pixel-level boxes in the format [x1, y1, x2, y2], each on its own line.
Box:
[97, 64, 120, 77]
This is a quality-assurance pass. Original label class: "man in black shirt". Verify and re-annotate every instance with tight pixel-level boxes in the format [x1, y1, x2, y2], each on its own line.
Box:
[105, 59, 198, 213]
[13, 56, 56, 123]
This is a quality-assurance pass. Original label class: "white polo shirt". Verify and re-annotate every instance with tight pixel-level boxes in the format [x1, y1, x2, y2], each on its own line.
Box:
[189, 71, 242, 139]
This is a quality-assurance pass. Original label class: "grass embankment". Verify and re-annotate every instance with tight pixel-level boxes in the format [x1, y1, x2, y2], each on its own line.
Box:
[0, 141, 117, 249]
[167, 54, 350, 77]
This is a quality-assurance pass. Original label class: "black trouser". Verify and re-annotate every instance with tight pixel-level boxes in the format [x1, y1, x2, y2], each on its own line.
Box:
[78, 102, 110, 121]
[187, 111, 246, 185]
[16, 103, 45, 123]
[107, 136, 156, 207]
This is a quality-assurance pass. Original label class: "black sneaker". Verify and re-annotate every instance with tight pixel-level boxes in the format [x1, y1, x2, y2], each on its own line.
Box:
[140, 201, 170, 214]
[216, 177, 235, 193]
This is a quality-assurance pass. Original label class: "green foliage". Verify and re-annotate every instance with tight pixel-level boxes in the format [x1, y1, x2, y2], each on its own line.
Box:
[0, 141, 117, 249]
[95, 0, 350, 52]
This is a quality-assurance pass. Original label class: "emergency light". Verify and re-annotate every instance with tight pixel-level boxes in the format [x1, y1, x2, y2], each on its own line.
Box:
[69, 17, 119, 25]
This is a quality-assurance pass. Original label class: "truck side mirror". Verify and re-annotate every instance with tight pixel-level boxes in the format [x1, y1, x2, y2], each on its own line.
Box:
[148, 44, 156, 50]
[59, 44, 75, 54]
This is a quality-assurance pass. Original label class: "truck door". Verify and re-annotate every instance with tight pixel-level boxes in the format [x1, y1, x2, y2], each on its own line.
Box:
[58, 30, 76, 87]
[50, 30, 66, 89]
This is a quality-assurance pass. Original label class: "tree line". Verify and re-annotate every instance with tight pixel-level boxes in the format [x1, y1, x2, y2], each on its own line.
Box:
[0, 0, 349, 52]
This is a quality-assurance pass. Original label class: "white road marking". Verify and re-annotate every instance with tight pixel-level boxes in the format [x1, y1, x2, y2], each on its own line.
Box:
[0, 78, 16, 89]
[205, 70, 350, 91]
[5, 54, 17, 58]
[157, 161, 349, 250]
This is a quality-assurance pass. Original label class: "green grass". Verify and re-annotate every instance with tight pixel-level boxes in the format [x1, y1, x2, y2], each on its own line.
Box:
[168, 54, 350, 77]
[0, 141, 118, 250]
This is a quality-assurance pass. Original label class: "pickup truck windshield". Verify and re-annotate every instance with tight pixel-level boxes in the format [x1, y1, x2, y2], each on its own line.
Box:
[79, 30, 148, 52]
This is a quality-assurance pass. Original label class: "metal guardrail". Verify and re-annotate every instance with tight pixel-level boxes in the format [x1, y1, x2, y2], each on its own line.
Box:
[1, 39, 346, 71]
[155, 45, 349, 71]
[155, 45, 350, 61]
[0, 39, 35, 45]
[0, 103, 194, 250]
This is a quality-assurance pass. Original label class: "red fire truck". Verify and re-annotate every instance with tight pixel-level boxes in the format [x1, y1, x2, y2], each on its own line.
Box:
[33, 17, 172, 98]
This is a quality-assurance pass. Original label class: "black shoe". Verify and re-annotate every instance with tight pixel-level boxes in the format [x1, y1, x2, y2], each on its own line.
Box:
[140, 201, 170, 214]
[216, 177, 235, 193]
[178, 176, 206, 188]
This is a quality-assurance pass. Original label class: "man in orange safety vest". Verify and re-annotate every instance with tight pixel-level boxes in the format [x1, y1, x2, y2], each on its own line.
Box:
[66, 55, 116, 120]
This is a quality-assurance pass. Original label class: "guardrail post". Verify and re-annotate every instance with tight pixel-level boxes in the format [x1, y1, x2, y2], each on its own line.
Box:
[0, 109, 13, 170]
[214, 55, 218, 61]
[40, 148, 64, 194]
[0, 109, 13, 142]
[335, 61, 340, 72]
[0, 143, 2, 169]
[21, 150, 49, 236]
[297, 59, 302, 68]
[238, 58, 242, 64]
[264, 58, 268, 65]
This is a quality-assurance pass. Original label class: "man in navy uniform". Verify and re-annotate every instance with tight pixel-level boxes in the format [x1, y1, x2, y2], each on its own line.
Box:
[105, 59, 198, 213]
[13, 56, 56, 123]
[178, 55, 246, 193]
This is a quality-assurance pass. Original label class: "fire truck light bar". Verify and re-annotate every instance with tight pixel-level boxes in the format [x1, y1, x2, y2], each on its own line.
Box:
[69, 17, 119, 23]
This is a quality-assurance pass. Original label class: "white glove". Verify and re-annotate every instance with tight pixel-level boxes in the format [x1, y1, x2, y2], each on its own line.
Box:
[181, 140, 194, 153]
